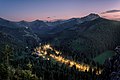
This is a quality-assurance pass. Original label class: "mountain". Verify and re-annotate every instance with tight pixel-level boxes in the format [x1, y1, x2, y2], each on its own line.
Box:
[0, 31, 21, 47]
[0, 24, 41, 50]
[0, 13, 100, 34]
[51, 17, 120, 62]
[0, 13, 120, 80]
[80, 13, 100, 21]
[29, 20, 58, 35]
[17, 20, 29, 27]
[47, 13, 100, 33]
[0, 17, 18, 28]
[0, 14, 120, 54]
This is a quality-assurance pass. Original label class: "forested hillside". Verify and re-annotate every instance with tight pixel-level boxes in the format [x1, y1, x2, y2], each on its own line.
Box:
[51, 18, 120, 63]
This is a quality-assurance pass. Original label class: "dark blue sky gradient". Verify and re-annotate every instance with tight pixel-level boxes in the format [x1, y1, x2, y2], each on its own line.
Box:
[0, 0, 120, 21]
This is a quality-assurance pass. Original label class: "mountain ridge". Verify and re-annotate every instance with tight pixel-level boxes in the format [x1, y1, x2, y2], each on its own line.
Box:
[0, 13, 101, 23]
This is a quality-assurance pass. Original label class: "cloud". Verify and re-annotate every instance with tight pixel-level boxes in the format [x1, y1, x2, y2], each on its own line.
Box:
[101, 10, 120, 14]
[113, 15, 120, 17]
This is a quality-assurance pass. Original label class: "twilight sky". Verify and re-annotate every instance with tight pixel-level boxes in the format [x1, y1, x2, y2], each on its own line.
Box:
[0, 0, 120, 21]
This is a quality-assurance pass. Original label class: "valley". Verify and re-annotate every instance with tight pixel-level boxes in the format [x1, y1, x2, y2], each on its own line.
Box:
[0, 13, 120, 80]
[33, 44, 102, 75]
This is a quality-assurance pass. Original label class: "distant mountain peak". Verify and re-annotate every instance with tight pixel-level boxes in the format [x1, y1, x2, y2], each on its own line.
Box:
[88, 13, 100, 17]
[0, 17, 8, 21]
[34, 19, 43, 22]
[20, 20, 26, 22]
[83, 13, 100, 20]
[0, 17, 3, 20]
[19, 20, 28, 23]
[81, 13, 100, 21]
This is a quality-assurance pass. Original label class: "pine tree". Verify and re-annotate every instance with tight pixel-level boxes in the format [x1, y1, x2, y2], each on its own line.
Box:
[4, 45, 13, 80]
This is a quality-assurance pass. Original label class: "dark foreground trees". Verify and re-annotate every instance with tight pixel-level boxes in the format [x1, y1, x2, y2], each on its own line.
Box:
[0, 45, 40, 80]
[101, 52, 120, 80]
[0, 44, 120, 80]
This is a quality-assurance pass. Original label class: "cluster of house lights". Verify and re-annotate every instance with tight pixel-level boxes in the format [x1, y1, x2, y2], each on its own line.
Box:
[33, 44, 102, 75]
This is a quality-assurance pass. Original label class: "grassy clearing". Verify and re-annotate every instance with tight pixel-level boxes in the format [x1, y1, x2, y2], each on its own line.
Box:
[93, 51, 115, 65]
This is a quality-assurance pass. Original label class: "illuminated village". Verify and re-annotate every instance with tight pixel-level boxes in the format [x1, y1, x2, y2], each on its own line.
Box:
[33, 44, 102, 75]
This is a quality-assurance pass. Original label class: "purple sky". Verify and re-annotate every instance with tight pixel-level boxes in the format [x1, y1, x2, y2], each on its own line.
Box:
[0, 0, 120, 21]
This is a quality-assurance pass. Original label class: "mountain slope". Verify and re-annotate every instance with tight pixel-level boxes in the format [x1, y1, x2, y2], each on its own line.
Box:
[49, 13, 100, 33]
[51, 18, 120, 61]
[0, 25, 41, 49]
[0, 14, 120, 57]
